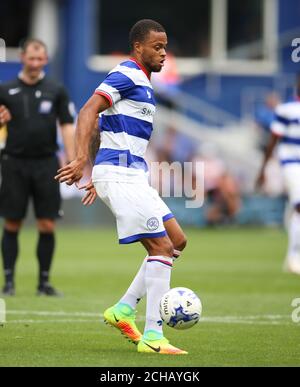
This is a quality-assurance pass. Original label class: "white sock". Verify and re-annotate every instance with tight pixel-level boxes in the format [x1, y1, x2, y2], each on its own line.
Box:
[144, 256, 173, 335]
[119, 249, 180, 310]
[119, 256, 148, 309]
[287, 211, 300, 260]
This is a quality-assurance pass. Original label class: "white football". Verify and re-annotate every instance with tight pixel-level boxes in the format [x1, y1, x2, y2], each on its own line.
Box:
[159, 287, 202, 330]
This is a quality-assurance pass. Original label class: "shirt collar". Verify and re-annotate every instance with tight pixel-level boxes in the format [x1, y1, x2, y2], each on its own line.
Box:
[18, 71, 45, 85]
[129, 57, 151, 80]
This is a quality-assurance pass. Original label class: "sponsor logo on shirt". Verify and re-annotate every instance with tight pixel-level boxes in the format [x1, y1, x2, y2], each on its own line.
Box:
[8, 87, 21, 95]
[39, 100, 52, 114]
[68, 102, 76, 117]
[141, 107, 155, 117]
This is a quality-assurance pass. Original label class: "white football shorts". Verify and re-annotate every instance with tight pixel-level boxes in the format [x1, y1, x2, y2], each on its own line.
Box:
[94, 180, 174, 244]
[282, 163, 300, 207]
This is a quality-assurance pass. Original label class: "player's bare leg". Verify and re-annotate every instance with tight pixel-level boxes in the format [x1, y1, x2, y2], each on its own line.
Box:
[164, 217, 187, 259]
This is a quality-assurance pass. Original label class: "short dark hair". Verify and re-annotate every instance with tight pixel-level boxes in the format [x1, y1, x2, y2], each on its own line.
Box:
[129, 19, 165, 51]
[20, 38, 47, 54]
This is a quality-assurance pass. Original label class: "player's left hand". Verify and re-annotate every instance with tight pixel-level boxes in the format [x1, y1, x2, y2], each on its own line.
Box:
[0, 105, 12, 126]
[55, 159, 85, 185]
[77, 180, 97, 206]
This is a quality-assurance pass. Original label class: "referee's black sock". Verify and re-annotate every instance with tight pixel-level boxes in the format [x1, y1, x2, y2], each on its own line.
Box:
[37, 232, 55, 286]
[1, 229, 19, 285]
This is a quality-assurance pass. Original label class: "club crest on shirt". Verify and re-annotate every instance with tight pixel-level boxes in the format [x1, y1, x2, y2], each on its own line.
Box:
[39, 100, 52, 114]
[147, 217, 159, 231]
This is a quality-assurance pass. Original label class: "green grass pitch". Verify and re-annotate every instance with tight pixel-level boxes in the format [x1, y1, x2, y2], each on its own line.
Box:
[0, 226, 300, 367]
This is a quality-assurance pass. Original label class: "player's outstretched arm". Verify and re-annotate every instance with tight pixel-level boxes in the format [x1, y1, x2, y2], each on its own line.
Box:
[55, 94, 110, 185]
[60, 123, 76, 164]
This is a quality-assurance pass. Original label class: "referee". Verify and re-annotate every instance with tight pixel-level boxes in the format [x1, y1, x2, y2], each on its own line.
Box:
[0, 39, 75, 296]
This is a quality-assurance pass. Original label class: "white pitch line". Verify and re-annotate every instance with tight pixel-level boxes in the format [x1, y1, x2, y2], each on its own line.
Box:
[6, 310, 291, 320]
[201, 315, 291, 321]
[2, 310, 294, 326]
[6, 319, 100, 324]
[7, 310, 100, 317]
[201, 318, 291, 326]
[3, 319, 293, 326]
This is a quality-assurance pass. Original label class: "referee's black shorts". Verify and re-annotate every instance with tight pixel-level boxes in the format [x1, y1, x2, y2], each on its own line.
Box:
[0, 154, 61, 220]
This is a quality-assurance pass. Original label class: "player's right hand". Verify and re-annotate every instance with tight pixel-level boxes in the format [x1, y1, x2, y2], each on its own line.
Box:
[77, 180, 97, 206]
[0, 105, 12, 126]
[55, 159, 85, 185]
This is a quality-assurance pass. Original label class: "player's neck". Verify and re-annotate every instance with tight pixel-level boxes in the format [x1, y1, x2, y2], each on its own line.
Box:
[129, 57, 151, 79]
[19, 70, 45, 85]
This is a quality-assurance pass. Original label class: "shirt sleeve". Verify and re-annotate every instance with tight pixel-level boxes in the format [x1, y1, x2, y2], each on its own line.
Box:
[56, 85, 75, 125]
[270, 106, 287, 137]
[94, 71, 135, 107]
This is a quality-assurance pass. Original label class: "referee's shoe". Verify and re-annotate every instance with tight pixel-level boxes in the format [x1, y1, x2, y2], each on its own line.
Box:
[37, 282, 63, 297]
[1, 282, 15, 296]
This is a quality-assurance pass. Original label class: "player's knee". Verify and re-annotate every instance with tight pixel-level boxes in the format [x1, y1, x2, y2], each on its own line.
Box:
[149, 238, 174, 257]
[4, 219, 22, 232]
[37, 219, 55, 233]
[175, 234, 187, 251]
[163, 241, 174, 257]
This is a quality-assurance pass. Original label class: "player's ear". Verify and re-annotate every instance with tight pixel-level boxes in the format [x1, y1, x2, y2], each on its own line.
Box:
[134, 41, 143, 55]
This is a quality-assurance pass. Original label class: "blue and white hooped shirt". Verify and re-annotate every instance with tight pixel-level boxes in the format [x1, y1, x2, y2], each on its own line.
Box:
[271, 100, 300, 166]
[92, 59, 155, 182]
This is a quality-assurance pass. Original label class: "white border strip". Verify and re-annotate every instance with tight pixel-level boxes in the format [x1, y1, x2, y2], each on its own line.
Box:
[4, 310, 293, 326]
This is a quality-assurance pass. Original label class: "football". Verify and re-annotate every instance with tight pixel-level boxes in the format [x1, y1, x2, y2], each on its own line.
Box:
[159, 287, 202, 330]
